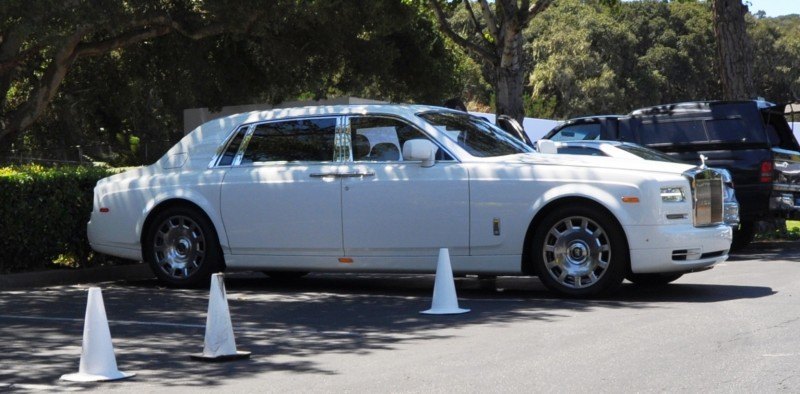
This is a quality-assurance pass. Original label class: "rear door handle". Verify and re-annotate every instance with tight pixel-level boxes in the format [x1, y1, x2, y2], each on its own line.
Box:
[310, 172, 375, 178]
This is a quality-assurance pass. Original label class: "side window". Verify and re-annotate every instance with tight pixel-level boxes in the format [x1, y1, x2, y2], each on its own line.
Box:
[639, 119, 708, 145]
[556, 146, 604, 156]
[350, 116, 453, 162]
[705, 118, 756, 143]
[218, 126, 248, 166]
[550, 122, 601, 141]
[241, 118, 336, 164]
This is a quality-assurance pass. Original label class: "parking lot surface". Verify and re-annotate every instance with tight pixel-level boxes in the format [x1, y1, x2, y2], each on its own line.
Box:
[1, 242, 799, 392]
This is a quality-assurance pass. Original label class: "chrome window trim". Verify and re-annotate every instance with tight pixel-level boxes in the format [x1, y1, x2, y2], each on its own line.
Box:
[345, 114, 458, 163]
[232, 124, 255, 166]
[209, 124, 250, 168]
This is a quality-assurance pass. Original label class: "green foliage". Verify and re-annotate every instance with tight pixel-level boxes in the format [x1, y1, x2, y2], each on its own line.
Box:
[527, 0, 718, 118]
[2, 0, 461, 166]
[750, 14, 800, 102]
[754, 220, 800, 241]
[524, 0, 799, 120]
[0, 165, 113, 273]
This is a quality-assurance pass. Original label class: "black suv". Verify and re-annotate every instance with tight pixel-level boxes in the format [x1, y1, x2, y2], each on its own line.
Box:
[543, 101, 800, 250]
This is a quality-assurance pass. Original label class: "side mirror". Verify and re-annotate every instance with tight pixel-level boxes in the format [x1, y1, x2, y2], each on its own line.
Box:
[403, 139, 437, 167]
[534, 139, 557, 154]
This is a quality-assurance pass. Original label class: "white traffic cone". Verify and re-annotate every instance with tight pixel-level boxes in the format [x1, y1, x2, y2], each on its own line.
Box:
[190, 273, 250, 361]
[60, 287, 135, 382]
[421, 248, 470, 315]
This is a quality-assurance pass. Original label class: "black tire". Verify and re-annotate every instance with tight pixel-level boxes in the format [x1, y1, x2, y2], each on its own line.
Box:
[730, 221, 756, 252]
[262, 271, 309, 280]
[626, 273, 683, 286]
[530, 205, 627, 297]
[143, 206, 223, 287]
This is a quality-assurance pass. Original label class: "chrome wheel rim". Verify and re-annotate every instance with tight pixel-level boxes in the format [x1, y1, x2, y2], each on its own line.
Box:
[542, 216, 611, 289]
[153, 215, 206, 280]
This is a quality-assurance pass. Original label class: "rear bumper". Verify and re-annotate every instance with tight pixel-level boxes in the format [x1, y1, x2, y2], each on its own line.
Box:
[88, 217, 142, 261]
[770, 190, 800, 219]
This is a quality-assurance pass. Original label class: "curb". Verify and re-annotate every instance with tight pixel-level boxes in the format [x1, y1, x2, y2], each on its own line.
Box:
[0, 263, 154, 290]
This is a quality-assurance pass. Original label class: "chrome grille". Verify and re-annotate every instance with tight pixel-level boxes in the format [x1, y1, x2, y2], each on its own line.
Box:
[685, 168, 724, 227]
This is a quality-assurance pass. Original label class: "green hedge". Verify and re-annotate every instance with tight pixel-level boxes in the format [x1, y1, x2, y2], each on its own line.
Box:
[0, 165, 114, 273]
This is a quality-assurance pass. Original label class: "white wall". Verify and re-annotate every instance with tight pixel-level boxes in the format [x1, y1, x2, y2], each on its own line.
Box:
[792, 122, 800, 143]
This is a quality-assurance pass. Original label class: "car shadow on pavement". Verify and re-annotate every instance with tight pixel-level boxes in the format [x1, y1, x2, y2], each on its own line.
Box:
[0, 273, 774, 390]
[727, 240, 800, 261]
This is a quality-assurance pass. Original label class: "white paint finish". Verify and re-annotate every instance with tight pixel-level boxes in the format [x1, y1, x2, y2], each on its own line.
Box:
[220, 163, 344, 255]
[627, 223, 732, 273]
[224, 254, 522, 274]
[87, 104, 734, 283]
[89, 167, 228, 249]
[340, 162, 469, 256]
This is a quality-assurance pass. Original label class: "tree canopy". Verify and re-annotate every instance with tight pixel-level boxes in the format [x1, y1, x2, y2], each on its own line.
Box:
[1, 0, 461, 164]
[1, 0, 798, 165]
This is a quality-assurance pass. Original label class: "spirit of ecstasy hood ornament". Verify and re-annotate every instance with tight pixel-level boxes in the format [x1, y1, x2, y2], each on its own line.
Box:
[698, 154, 708, 169]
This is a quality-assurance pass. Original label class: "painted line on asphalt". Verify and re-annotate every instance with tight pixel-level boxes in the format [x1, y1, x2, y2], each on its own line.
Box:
[0, 383, 81, 392]
[0, 314, 205, 329]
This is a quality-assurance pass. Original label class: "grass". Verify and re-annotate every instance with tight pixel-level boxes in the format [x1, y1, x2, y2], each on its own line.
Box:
[755, 220, 800, 241]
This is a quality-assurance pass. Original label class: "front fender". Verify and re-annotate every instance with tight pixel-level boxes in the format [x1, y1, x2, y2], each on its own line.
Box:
[530, 182, 646, 226]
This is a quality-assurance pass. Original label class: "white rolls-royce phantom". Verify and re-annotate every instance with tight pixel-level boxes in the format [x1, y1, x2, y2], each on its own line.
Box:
[87, 105, 732, 296]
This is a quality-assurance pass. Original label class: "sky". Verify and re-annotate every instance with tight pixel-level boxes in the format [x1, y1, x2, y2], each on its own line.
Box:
[745, 0, 798, 17]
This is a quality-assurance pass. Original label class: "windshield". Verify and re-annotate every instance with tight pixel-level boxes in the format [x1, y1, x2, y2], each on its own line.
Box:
[418, 111, 533, 157]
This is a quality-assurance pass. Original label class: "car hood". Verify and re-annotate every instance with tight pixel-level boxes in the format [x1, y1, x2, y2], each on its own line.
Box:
[506, 153, 697, 175]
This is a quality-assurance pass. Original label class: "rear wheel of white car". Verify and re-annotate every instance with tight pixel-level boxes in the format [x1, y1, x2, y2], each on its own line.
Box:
[626, 273, 683, 286]
[531, 206, 627, 297]
[144, 206, 222, 287]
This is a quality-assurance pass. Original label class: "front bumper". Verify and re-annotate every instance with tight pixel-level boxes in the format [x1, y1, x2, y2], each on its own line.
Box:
[626, 223, 732, 274]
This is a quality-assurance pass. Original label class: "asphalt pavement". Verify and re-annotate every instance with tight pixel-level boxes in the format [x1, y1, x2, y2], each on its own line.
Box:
[0, 241, 798, 392]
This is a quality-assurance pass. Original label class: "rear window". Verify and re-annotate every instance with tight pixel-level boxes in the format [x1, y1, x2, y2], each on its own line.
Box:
[549, 122, 601, 141]
[241, 118, 336, 163]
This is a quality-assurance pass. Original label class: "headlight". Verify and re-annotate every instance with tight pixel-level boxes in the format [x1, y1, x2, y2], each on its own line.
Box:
[661, 187, 685, 202]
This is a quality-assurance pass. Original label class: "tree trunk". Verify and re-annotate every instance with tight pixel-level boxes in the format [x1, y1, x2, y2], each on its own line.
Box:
[494, 33, 525, 123]
[713, 0, 756, 100]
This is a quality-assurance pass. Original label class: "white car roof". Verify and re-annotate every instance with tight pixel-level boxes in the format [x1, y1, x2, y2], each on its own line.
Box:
[157, 104, 449, 170]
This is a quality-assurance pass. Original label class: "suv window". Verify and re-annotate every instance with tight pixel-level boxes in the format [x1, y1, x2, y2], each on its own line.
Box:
[639, 117, 767, 145]
[639, 119, 707, 145]
[550, 122, 601, 141]
[241, 118, 337, 163]
[705, 118, 764, 143]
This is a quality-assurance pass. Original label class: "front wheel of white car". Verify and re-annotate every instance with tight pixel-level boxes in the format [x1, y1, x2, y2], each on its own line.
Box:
[143, 206, 223, 287]
[531, 206, 627, 297]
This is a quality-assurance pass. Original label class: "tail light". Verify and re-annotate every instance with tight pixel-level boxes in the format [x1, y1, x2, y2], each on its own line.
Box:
[760, 160, 773, 183]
